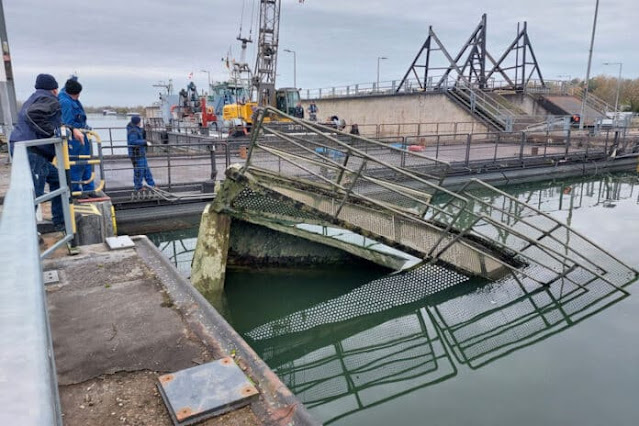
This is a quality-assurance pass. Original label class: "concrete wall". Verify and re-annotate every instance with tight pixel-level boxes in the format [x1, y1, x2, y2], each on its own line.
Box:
[502, 93, 552, 116]
[304, 93, 487, 137]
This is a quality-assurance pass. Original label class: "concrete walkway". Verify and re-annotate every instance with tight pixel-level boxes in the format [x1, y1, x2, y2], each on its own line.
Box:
[43, 236, 317, 425]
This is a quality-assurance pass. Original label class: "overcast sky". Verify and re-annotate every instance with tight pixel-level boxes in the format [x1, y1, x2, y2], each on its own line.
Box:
[3, 0, 637, 106]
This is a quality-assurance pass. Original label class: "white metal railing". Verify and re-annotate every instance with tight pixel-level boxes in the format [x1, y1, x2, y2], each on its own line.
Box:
[0, 139, 72, 425]
[301, 77, 568, 100]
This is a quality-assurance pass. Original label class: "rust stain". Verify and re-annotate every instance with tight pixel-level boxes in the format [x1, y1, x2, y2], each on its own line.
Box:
[158, 374, 174, 384]
[220, 357, 233, 366]
[270, 403, 298, 425]
[240, 384, 259, 397]
[176, 407, 194, 421]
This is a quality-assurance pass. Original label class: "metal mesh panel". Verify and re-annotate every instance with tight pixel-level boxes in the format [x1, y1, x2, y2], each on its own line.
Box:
[246, 263, 468, 342]
[431, 265, 627, 368]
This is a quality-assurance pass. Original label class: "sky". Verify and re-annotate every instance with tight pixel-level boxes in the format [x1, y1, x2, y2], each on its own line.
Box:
[3, 0, 637, 107]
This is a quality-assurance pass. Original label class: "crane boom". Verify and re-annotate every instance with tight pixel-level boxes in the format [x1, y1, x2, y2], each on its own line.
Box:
[253, 0, 281, 107]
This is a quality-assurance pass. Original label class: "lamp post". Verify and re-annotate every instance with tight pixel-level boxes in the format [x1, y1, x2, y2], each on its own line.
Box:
[200, 69, 211, 91]
[579, 0, 600, 130]
[603, 62, 622, 114]
[283, 49, 297, 89]
[377, 56, 387, 92]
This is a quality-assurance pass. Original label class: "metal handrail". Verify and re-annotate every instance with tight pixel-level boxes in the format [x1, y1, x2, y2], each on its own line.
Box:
[235, 107, 637, 288]
[0, 142, 65, 425]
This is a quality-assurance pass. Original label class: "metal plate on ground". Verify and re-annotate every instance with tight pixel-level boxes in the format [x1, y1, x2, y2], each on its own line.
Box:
[105, 235, 135, 250]
[157, 357, 259, 425]
[43, 270, 59, 285]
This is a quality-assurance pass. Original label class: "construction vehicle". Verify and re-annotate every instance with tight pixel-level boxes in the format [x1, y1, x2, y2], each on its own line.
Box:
[153, 80, 217, 132]
[222, 0, 302, 133]
[172, 81, 217, 129]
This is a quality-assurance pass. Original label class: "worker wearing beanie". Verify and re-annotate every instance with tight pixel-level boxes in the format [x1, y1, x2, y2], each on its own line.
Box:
[9, 73, 65, 230]
[59, 77, 95, 196]
[126, 115, 155, 190]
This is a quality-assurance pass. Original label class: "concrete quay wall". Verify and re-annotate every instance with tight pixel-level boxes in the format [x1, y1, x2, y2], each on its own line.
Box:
[304, 92, 488, 136]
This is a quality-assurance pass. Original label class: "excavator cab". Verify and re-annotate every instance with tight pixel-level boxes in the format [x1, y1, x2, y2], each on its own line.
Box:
[276, 88, 301, 116]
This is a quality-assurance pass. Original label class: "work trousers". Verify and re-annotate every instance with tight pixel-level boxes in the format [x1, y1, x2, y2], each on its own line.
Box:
[69, 136, 95, 192]
[130, 156, 155, 190]
[28, 150, 63, 227]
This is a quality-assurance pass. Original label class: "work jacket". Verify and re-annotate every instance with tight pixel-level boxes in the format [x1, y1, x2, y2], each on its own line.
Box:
[59, 91, 88, 129]
[126, 123, 147, 158]
[10, 89, 61, 161]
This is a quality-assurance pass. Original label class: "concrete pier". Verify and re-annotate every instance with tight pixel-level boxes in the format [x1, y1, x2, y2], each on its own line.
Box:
[42, 236, 317, 425]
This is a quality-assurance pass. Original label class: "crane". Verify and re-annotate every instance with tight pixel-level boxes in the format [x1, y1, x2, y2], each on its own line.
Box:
[223, 0, 303, 131]
[253, 0, 281, 107]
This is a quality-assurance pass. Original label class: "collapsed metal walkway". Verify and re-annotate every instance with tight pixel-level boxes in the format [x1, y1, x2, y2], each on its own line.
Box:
[201, 108, 637, 292]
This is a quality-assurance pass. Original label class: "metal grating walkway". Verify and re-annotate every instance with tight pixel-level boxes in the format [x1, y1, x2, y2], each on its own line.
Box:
[213, 107, 637, 290]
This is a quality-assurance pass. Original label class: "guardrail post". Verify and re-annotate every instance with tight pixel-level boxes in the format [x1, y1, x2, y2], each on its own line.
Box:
[519, 132, 527, 163]
[465, 133, 472, 167]
[565, 129, 571, 156]
[355, 84, 359, 95]
[400, 137, 407, 168]
[166, 143, 172, 190]
[210, 143, 217, 181]
[346, 85, 350, 96]
[319, 88, 322, 98]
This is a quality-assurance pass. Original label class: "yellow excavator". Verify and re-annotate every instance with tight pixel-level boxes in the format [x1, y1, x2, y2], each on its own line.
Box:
[222, 0, 302, 131]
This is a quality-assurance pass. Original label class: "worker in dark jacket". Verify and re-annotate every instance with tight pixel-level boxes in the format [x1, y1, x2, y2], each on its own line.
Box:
[9, 73, 65, 230]
[127, 115, 155, 190]
[59, 77, 95, 195]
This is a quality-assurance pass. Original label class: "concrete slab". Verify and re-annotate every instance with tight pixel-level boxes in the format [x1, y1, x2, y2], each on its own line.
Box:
[46, 247, 211, 386]
[105, 235, 135, 250]
[43, 237, 319, 426]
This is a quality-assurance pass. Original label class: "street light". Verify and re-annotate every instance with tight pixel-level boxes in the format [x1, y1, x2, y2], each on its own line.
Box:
[377, 56, 388, 92]
[579, 0, 600, 130]
[603, 62, 622, 114]
[200, 69, 211, 90]
[283, 49, 297, 89]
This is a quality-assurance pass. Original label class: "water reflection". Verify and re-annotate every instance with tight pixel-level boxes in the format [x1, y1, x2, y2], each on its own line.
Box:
[242, 258, 630, 424]
[148, 173, 639, 425]
[147, 229, 197, 277]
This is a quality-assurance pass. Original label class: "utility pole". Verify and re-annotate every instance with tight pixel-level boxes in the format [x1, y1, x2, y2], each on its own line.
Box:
[283, 49, 296, 89]
[603, 62, 622, 115]
[0, 0, 17, 136]
[579, 0, 600, 130]
[377, 56, 387, 92]
[200, 69, 211, 92]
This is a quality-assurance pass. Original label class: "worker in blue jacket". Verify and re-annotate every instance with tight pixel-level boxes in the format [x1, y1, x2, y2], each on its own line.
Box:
[127, 115, 155, 190]
[10, 73, 65, 230]
[59, 77, 95, 196]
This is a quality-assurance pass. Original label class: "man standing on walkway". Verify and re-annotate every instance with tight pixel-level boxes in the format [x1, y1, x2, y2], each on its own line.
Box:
[307, 100, 318, 121]
[59, 77, 95, 196]
[9, 73, 65, 230]
[127, 115, 155, 191]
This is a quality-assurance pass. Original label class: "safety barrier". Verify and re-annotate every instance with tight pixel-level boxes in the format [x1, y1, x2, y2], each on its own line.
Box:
[68, 130, 106, 198]
[0, 138, 71, 425]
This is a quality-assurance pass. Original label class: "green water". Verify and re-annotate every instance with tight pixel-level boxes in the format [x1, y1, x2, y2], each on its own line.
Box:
[149, 173, 639, 426]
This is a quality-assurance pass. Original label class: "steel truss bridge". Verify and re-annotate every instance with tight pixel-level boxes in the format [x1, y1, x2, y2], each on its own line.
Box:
[204, 107, 637, 292]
